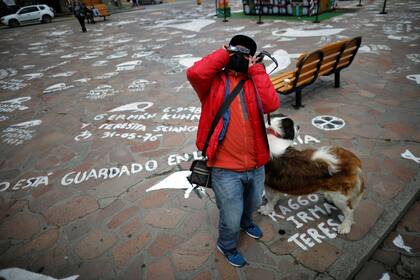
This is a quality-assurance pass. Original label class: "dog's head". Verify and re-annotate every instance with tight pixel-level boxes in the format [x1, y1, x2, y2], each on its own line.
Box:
[267, 113, 299, 141]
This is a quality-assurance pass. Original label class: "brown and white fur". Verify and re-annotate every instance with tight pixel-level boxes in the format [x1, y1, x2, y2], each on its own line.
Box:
[259, 114, 365, 234]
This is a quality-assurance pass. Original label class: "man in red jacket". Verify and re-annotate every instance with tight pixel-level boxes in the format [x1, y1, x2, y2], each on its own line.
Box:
[187, 35, 280, 267]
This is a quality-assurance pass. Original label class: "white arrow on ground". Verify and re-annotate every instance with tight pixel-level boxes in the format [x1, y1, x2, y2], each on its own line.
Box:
[401, 149, 420, 164]
[108, 102, 153, 113]
[146, 170, 201, 199]
[273, 28, 345, 37]
[0, 268, 78, 280]
[153, 19, 216, 32]
[406, 74, 420, 85]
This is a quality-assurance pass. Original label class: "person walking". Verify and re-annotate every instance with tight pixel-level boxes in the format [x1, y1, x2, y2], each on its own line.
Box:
[72, 0, 87, 32]
[85, 4, 95, 24]
[65, 0, 72, 13]
[132, 0, 139, 8]
[186, 35, 280, 267]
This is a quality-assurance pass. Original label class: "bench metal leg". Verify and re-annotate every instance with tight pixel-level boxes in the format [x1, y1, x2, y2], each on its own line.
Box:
[293, 89, 304, 109]
[334, 71, 340, 88]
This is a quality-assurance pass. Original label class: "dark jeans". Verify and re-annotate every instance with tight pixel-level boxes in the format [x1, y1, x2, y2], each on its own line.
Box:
[76, 16, 86, 32]
[212, 166, 265, 251]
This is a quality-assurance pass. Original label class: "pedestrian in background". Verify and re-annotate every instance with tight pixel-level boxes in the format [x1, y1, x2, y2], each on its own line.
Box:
[91, 6, 100, 17]
[65, 0, 72, 13]
[85, 5, 95, 24]
[72, 0, 87, 32]
[132, 0, 139, 8]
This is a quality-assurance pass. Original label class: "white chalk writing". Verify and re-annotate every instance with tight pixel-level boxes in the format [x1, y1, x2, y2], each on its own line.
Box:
[0, 173, 52, 192]
[1, 119, 42, 145]
[86, 85, 118, 100]
[61, 161, 157, 186]
[269, 194, 345, 251]
[0, 79, 28, 91]
[0, 97, 31, 113]
[128, 79, 156, 92]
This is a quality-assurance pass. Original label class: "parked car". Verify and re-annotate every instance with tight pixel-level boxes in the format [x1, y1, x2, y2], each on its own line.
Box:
[0, 5, 54, 27]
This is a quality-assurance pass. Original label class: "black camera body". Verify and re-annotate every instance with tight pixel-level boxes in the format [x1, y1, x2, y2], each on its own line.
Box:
[226, 47, 279, 74]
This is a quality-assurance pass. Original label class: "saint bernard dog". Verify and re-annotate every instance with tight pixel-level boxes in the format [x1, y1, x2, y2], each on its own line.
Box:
[259, 114, 365, 234]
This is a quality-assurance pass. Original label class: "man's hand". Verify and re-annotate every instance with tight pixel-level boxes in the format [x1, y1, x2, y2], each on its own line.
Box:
[248, 56, 256, 67]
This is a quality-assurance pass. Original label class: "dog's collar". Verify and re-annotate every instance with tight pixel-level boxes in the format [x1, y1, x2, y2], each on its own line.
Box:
[266, 127, 282, 138]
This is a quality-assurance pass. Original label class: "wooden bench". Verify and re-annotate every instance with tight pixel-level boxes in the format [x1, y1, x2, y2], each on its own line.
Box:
[93, 3, 110, 20]
[270, 36, 362, 109]
[82, 1, 111, 21]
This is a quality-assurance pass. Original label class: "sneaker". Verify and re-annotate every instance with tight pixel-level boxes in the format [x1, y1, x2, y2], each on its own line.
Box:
[241, 223, 263, 239]
[216, 244, 247, 268]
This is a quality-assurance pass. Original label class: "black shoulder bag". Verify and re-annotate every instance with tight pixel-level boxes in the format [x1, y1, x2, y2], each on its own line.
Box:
[187, 79, 246, 188]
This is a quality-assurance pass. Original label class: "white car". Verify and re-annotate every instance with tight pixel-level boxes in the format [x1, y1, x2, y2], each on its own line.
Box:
[0, 5, 54, 27]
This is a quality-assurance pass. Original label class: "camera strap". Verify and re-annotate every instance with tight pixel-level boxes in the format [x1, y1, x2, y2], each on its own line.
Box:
[202, 78, 245, 158]
[250, 77, 270, 151]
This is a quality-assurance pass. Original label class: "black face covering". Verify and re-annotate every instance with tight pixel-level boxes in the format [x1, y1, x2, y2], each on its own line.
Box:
[227, 53, 249, 74]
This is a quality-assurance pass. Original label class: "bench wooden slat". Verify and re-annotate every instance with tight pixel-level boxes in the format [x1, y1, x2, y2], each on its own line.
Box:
[319, 59, 337, 72]
[273, 76, 294, 90]
[320, 59, 336, 69]
[296, 72, 318, 88]
[322, 49, 341, 58]
[273, 75, 296, 92]
[272, 78, 295, 89]
[319, 56, 340, 76]
[319, 67, 334, 76]
[319, 66, 336, 75]
[299, 68, 318, 78]
[338, 54, 354, 65]
[323, 52, 341, 62]
[301, 59, 321, 70]
[276, 84, 294, 94]
[296, 76, 318, 88]
[270, 70, 295, 83]
[273, 78, 295, 87]
[271, 72, 294, 82]
[342, 46, 358, 54]
[96, 4, 110, 16]
[337, 60, 351, 68]
[320, 40, 347, 53]
[340, 53, 354, 60]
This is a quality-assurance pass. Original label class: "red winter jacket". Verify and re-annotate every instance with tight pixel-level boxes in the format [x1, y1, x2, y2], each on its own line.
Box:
[186, 48, 280, 167]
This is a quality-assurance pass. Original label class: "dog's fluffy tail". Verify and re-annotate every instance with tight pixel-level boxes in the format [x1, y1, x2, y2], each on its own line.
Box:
[311, 146, 340, 175]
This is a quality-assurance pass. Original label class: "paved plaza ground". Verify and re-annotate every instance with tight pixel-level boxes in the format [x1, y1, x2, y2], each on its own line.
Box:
[0, 0, 419, 279]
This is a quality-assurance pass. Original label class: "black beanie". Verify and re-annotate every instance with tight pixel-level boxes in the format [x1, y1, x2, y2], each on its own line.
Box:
[229, 35, 257, 56]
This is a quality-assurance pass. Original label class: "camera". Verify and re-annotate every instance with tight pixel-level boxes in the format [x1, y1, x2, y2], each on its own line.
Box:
[226, 45, 251, 55]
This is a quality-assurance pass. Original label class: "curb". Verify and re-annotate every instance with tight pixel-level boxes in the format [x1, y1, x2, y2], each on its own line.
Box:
[328, 173, 420, 280]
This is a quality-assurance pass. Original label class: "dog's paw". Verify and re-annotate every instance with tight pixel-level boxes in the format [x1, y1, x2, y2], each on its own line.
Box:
[323, 193, 334, 204]
[337, 223, 351, 234]
[258, 205, 273, 216]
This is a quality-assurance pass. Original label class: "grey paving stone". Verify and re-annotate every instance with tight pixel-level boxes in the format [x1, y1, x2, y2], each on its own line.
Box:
[371, 248, 401, 268]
